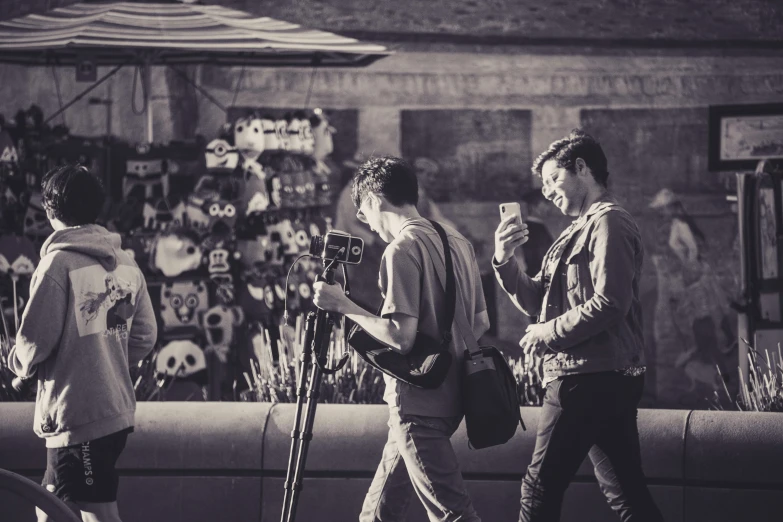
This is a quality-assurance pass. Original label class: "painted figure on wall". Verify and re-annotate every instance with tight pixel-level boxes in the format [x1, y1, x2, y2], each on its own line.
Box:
[649, 188, 735, 403]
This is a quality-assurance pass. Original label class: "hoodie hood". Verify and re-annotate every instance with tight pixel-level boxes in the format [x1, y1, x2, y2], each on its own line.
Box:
[41, 224, 122, 271]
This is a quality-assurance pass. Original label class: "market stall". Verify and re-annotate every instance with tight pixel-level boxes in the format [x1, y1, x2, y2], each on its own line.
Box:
[0, 0, 390, 402]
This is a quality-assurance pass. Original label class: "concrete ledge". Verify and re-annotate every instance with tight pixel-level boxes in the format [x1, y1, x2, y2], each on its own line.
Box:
[1, 403, 781, 522]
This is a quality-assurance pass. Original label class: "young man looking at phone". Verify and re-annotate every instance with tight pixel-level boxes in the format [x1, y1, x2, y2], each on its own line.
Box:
[493, 130, 663, 522]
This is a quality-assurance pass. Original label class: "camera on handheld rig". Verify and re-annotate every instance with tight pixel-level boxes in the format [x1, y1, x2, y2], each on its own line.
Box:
[308, 230, 364, 265]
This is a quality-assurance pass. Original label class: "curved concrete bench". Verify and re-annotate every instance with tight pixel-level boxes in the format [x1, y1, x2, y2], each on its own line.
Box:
[1, 404, 781, 522]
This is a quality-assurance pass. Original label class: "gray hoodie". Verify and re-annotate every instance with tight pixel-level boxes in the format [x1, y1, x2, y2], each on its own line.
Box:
[11, 224, 157, 448]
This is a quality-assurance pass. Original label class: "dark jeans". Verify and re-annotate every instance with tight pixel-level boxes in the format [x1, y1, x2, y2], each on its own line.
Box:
[519, 372, 664, 522]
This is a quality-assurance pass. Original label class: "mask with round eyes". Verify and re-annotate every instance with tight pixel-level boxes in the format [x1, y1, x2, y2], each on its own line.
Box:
[155, 340, 207, 381]
[275, 119, 290, 150]
[292, 222, 311, 253]
[286, 116, 303, 152]
[207, 200, 238, 228]
[269, 219, 298, 256]
[278, 171, 297, 209]
[205, 139, 239, 171]
[261, 116, 279, 151]
[160, 280, 209, 332]
[150, 232, 203, 277]
[234, 116, 265, 160]
[202, 304, 245, 351]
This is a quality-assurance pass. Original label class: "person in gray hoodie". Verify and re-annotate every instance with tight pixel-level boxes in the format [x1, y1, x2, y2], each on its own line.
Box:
[10, 163, 157, 522]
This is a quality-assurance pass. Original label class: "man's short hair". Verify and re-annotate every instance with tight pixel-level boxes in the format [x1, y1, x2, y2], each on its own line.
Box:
[351, 156, 419, 209]
[531, 129, 609, 187]
[41, 163, 106, 226]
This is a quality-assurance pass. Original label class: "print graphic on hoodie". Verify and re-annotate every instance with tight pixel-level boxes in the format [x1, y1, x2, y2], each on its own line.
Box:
[72, 266, 139, 338]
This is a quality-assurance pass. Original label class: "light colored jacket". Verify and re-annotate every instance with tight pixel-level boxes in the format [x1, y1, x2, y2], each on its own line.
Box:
[494, 196, 646, 381]
[11, 224, 157, 448]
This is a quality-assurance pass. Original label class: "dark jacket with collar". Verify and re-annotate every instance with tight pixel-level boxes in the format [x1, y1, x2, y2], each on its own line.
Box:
[493, 196, 646, 381]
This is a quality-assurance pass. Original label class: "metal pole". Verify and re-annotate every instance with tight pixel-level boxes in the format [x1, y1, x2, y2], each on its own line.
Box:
[284, 268, 337, 522]
[144, 61, 153, 143]
[43, 63, 126, 126]
[280, 312, 316, 522]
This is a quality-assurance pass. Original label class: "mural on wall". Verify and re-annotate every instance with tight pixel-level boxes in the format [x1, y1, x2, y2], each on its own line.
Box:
[582, 108, 740, 408]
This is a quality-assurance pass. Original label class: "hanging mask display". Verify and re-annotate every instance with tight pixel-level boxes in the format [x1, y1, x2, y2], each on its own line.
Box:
[23, 192, 54, 242]
[142, 197, 182, 230]
[0, 234, 38, 330]
[278, 171, 298, 209]
[149, 231, 203, 277]
[269, 219, 298, 256]
[204, 139, 239, 172]
[285, 114, 303, 153]
[0, 235, 38, 279]
[292, 221, 311, 254]
[310, 109, 335, 162]
[121, 231, 157, 266]
[155, 340, 207, 381]
[295, 111, 315, 155]
[275, 118, 290, 151]
[160, 279, 209, 332]
[234, 115, 264, 161]
[243, 176, 270, 215]
[202, 304, 245, 363]
[184, 193, 237, 233]
[123, 143, 169, 200]
[267, 174, 283, 209]
[293, 169, 315, 208]
[261, 115, 279, 151]
[237, 234, 276, 270]
[0, 130, 19, 176]
[242, 157, 266, 181]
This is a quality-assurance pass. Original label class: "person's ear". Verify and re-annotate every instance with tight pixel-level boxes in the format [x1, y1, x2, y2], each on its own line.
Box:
[368, 192, 382, 210]
[575, 158, 587, 176]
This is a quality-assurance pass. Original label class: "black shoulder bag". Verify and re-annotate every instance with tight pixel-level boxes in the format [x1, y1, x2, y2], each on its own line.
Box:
[419, 223, 527, 449]
[346, 220, 455, 389]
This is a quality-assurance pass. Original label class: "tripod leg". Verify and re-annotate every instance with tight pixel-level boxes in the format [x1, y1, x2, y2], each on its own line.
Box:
[281, 313, 316, 522]
[286, 310, 335, 522]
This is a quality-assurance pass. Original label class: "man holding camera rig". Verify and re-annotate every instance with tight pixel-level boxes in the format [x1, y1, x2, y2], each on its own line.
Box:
[493, 130, 663, 521]
[9, 163, 157, 522]
[313, 156, 489, 522]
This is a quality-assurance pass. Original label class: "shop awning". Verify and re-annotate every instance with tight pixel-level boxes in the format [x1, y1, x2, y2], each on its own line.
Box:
[0, 1, 390, 67]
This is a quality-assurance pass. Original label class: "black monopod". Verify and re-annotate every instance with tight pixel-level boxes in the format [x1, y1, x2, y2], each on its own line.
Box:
[281, 231, 363, 522]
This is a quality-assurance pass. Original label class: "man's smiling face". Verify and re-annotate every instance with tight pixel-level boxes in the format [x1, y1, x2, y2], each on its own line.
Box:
[540, 159, 586, 217]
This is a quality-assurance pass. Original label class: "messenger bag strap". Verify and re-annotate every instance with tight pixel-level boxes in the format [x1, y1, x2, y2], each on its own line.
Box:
[423, 222, 481, 356]
[427, 221, 456, 343]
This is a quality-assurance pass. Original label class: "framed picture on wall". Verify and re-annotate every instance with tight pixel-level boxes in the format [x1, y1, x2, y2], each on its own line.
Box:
[708, 103, 783, 171]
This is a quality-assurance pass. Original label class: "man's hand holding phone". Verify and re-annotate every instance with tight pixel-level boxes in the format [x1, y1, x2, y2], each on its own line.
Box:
[494, 202, 529, 265]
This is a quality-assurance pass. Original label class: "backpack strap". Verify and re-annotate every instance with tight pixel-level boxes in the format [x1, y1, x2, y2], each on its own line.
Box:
[421, 222, 480, 356]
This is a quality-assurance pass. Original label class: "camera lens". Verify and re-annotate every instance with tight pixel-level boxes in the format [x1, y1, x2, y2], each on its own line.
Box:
[501, 205, 505, 212]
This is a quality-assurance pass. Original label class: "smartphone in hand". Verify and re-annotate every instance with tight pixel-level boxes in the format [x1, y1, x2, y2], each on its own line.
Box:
[499, 202, 523, 224]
